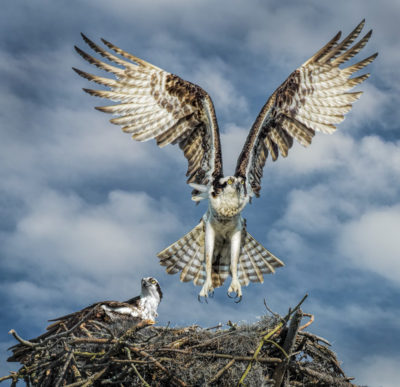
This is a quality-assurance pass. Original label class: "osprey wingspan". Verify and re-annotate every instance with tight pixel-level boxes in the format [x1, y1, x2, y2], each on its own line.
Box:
[75, 20, 376, 301]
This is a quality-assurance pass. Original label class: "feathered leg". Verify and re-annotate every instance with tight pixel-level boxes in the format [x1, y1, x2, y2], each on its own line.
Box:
[199, 222, 215, 300]
[227, 228, 242, 302]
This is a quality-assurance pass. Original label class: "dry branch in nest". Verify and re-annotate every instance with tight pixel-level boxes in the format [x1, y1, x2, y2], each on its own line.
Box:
[1, 295, 356, 386]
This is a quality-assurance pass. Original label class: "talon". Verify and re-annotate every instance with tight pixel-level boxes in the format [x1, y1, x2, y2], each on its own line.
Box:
[198, 295, 208, 304]
[227, 292, 234, 298]
[227, 280, 242, 301]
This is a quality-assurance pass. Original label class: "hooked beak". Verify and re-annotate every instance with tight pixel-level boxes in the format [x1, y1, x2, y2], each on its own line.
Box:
[236, 183, 241, 194]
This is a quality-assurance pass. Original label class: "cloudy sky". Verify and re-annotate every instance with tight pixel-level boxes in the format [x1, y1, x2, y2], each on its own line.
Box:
[0, 0, 399, 385]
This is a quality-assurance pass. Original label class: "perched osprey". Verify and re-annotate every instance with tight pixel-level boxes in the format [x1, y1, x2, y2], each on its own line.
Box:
[74, 20, 376, 301]
[8, 277, 162, 362]
[52, 276, 163, 325]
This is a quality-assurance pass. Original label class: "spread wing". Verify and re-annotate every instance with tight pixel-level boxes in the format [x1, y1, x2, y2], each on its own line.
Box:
[235, 20, 377, 197]
[74, 34, 223, 198]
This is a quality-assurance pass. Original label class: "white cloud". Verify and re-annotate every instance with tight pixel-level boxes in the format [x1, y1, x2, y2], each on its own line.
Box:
[5, 189, 180, 276]
[220, 123, 248, 174]
[191, 59, 248, 116]
[271, 133, 400, 206]
[339, 205, 400, 285]
[352, 355, 400, 387]
[281, 185, 348, 235]
[344, 83, 391, 132]
[267, 132, 400, 285]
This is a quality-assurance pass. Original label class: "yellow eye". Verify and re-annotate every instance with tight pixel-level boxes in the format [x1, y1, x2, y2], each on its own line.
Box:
[241, 180, 244, 185]
[150, 279, 156, 284]
[227, 179, 233, 185]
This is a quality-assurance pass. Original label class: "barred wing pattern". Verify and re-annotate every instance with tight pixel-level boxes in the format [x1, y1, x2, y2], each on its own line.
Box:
[235, 20, 377, 197]
[74, 34, 223, 196]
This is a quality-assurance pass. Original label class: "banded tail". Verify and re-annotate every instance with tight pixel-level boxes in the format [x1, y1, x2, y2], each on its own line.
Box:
[157, 220, 284, 289]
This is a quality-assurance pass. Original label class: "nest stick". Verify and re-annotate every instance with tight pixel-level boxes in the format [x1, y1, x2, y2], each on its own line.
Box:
[299, 313, 314, 331]
[8, 330, 36, 348]
[54, 351, 73, 387]
[272, 309, 303, 387]
[209, 359, 235, 384]
[130, 346, 187, 387]
[125, 348, 151, 387]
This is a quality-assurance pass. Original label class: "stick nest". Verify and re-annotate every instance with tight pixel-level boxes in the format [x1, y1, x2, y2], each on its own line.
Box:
[2, 300, 356, 386]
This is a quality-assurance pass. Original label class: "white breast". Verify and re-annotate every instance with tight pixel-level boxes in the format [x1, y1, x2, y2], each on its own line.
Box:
[139, 297, 159, 320]
[210, 190, 246, 218]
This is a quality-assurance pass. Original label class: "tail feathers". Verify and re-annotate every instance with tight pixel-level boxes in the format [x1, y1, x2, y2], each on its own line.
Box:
[158, 221, 205, 282]
[157, 222, 284, 289]
[210, 245, 230, 287]
[239, 232, 284, 284]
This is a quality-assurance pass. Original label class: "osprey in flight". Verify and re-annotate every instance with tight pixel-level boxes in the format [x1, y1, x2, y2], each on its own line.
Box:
[74, 21, 376, 301]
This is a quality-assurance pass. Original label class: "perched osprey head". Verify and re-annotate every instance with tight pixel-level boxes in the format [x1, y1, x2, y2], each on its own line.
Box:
[141, 277, 163, 302]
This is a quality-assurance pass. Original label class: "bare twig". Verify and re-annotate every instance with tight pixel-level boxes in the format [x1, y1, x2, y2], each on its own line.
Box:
[263, 299, 280, 318]
[157, 348, 282, 363]
[90, 321, 114, 339]
[125, 347, 151, 387]
[72, 337, 115, 344]
[70, 355, 83, 383]
[187, 331, 236, 349]
[8, 330, 37, 348]
[293, 365, 352, 387]
[41, 309, 95, 347]
[272, 309, 303, 387]
[130, 346, 187, 387]
[206, 323, 223, 331]
[298, 331, 331, 346]
[238, 294, 308, 386]
[65, 366, 108, 387]
[54, 351, 73, 387]
[299, 313, 314, 331]
[209, 359, 235, 384]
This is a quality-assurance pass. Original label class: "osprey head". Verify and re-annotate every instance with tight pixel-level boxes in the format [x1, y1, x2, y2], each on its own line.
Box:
[141, 277, 163, 301]
[219, 176, 245, 195]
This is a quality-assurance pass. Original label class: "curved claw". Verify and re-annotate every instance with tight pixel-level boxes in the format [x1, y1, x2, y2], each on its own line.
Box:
[198, 295, 208, 304]
[227, 291, 242, 303]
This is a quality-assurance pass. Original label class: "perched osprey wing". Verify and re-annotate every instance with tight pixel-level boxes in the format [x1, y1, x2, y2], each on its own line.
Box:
[74, 34, 223, 197]
[235, 20, 377, 197]
[8, 277, 162, 362]
[74, 21, 376, 301]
